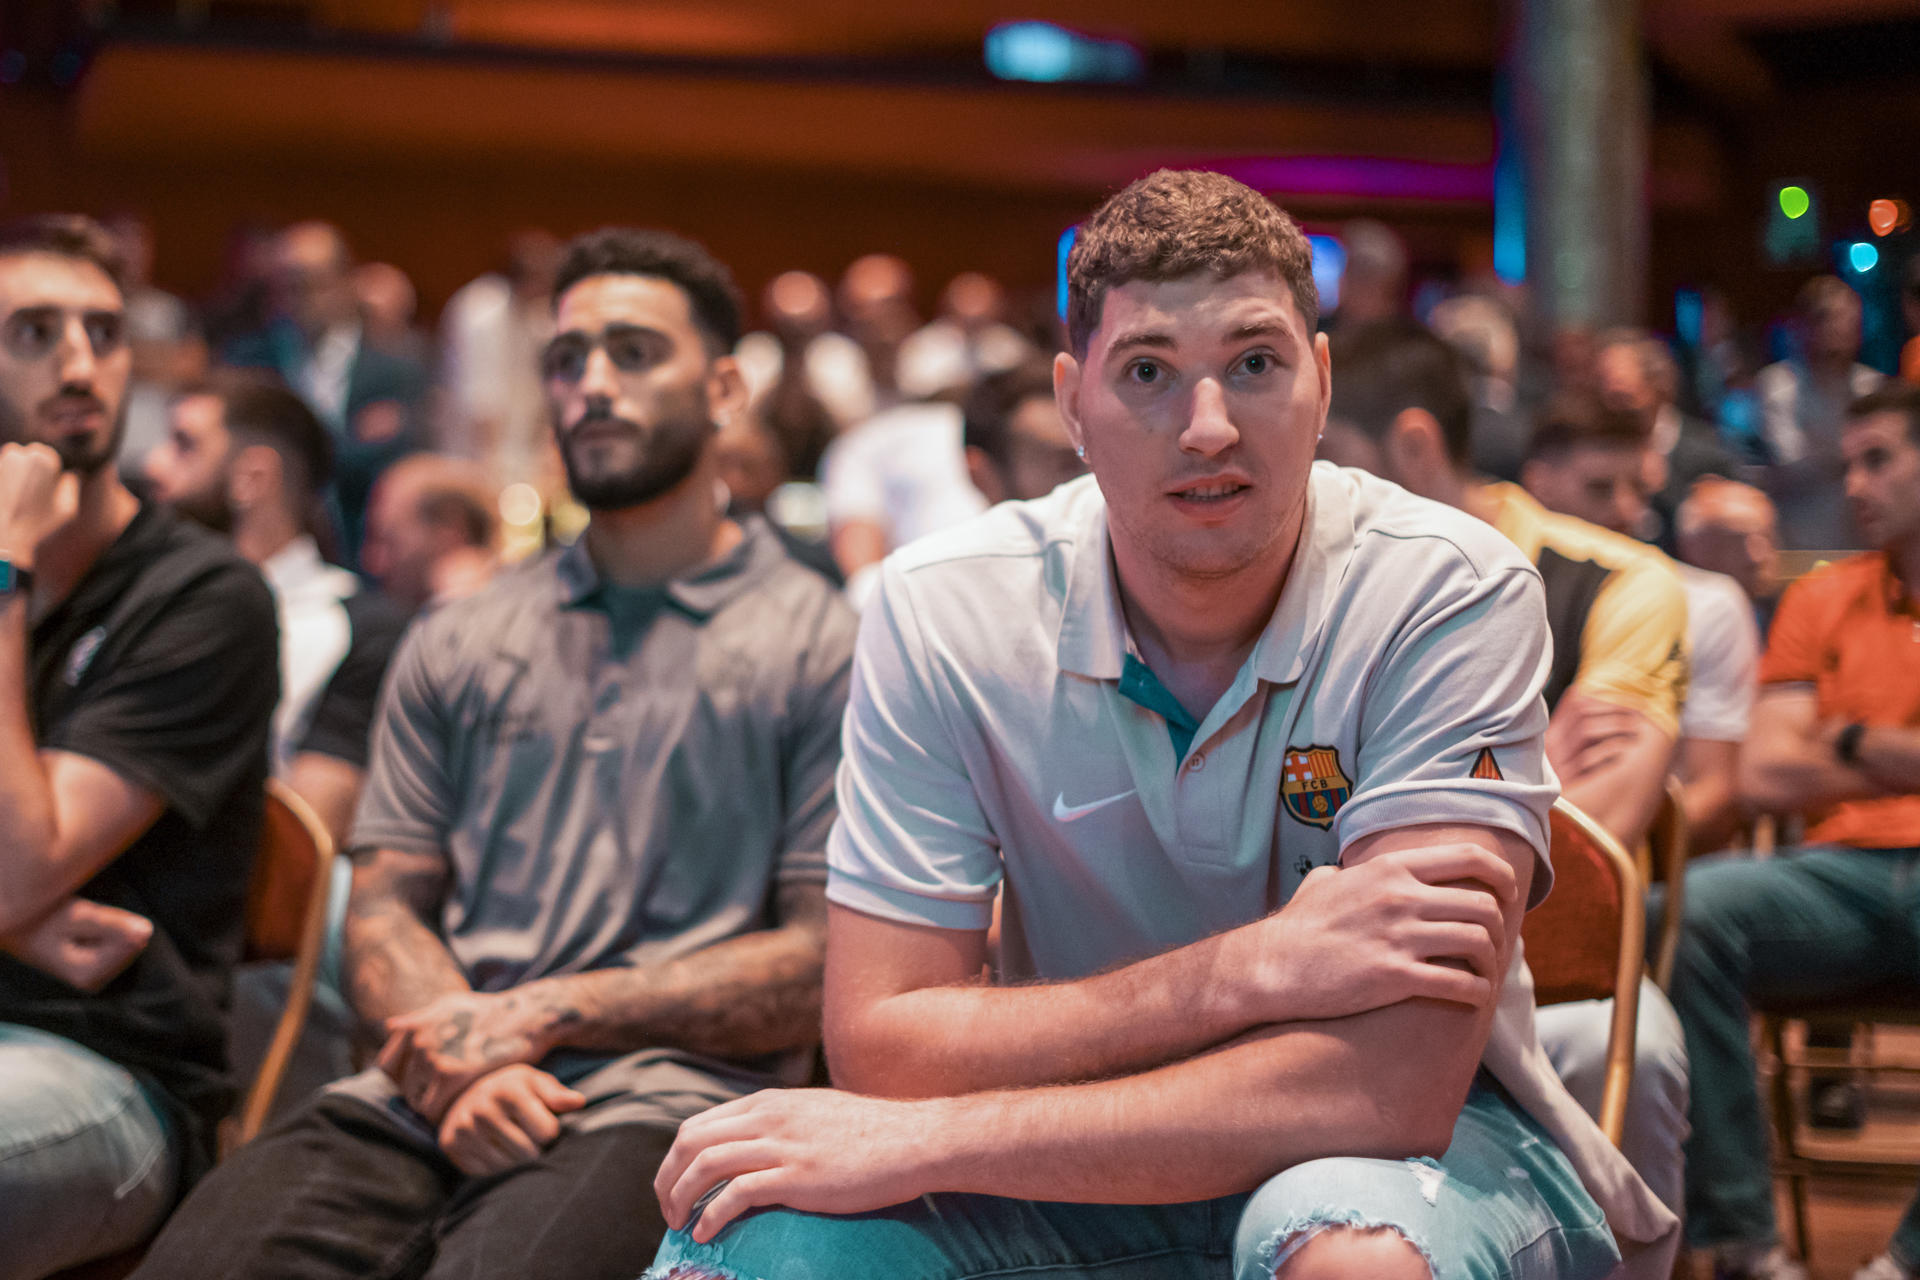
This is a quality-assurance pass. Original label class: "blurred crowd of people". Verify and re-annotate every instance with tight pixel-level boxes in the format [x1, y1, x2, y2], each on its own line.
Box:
[89, 210, 1920, 616]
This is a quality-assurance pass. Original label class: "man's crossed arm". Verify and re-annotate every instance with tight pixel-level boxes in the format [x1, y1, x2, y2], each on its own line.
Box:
[654, 823, 1531, 1242]
[343, 843, 829, 1175]
[1741, 685, 1920, 814]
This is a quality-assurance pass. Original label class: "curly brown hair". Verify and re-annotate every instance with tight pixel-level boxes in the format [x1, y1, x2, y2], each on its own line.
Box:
[1065, 170, 1317, 357]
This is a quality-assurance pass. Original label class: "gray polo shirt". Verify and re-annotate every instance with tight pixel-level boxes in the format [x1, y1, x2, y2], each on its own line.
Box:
[826, 464, 1675, 1249]
[342, 517, 856, 1126]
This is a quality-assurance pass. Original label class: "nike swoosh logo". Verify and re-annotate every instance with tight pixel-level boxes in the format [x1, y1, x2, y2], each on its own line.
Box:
[1052, 789, 1137, 822]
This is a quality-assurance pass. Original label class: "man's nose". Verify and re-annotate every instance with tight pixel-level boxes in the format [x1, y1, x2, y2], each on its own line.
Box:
[1178, 377, 1239, 456]
[577, 346, 620, 399]
[55, 315, 97, 389]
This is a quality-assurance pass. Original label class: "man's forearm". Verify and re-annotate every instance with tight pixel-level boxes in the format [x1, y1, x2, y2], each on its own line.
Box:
[1558, 731, 1676, 850]
[1856, 726, 1920, 795]
[919, 996, 1484, 1205]
[1739, 736, 1885, 814]
[0, 596, 62, 930]
[341, 850, 470, 1031]
[830, 927, 1252, 1098]
[515, 921, 827, 1061]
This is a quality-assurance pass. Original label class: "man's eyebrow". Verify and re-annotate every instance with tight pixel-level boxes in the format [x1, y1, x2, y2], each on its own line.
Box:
[1106, 329, 1177, 354]
[1229, 319, 1293, 342]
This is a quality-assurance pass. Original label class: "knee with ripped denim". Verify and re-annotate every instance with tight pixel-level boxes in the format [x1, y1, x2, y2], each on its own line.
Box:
[1237, 1156, 1446, 1280]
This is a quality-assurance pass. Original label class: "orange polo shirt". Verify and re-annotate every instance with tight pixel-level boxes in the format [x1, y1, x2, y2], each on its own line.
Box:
[1758, 552, 1920, 848]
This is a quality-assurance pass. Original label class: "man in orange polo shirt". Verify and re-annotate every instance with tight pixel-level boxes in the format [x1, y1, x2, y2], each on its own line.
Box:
[1667, 381, 1920, 1280]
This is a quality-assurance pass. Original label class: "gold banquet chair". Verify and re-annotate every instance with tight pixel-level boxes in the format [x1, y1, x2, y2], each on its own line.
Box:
[223, 778, 337, 1154]
[1524, 797, 1647, 1147]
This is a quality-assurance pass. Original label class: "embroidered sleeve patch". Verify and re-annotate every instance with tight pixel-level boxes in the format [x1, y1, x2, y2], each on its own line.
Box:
[1470, 747, 1504, 781]
[1282, 745, 1351, 829]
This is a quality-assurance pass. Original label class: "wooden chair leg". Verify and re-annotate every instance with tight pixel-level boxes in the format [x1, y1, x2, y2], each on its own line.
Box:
[1789, 1169, 1813, 1265]
[1762, 1017, 1812, 1260]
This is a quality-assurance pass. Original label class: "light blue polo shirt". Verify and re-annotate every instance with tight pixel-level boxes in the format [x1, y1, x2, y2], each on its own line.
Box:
[827, 463, 1558, 981]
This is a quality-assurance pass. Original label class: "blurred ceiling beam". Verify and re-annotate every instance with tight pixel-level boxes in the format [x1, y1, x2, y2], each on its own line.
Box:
[71, 41, 1723, 210]
[203, 0, 1500, 64]
[74, 41, 1496, 188]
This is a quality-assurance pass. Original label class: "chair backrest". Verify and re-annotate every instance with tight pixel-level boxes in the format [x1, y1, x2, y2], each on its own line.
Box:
[246, 781, 331, 961]
[1645, 777, 1688, 991]
[225, 780, 335, 1155]
[1528, 798, 1644, 1004]
[1526, 796, 1646, 1146]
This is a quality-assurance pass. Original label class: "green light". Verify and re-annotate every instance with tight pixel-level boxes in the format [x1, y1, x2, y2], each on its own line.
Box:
[1779, 186, 1811, 220]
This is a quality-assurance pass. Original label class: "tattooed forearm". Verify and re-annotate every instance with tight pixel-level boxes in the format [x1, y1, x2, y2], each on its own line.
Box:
[516, 880, 828, 1060]
[342, 846, 470, 1034]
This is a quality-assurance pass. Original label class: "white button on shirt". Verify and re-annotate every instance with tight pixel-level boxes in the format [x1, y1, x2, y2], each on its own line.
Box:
[826, 463, 1676, 1254]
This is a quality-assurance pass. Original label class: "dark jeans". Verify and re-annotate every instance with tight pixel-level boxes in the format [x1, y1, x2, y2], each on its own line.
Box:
[132, 1088, 673, 1280]
[1656, 845, 1920, 1264]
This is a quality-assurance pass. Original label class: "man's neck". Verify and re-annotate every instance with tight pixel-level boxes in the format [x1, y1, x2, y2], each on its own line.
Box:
[231, 506, 304, 569]
[1805, 352, 1854, 384]
[582, 453, 740, 590]
[1109, 499, 1305, 717]
[33, 470, 140, 607]
[1890, 535, 1920, 603]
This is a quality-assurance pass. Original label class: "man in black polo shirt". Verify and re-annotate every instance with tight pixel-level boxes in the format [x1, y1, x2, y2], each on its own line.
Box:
[0, 215, 279, 1277]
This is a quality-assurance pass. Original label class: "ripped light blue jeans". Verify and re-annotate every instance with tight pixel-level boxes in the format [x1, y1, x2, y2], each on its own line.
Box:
[645, 1073, 1619, 1280]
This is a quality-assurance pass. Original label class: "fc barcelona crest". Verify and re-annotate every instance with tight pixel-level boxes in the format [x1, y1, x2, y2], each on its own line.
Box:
[1281, 745, 1351, 829]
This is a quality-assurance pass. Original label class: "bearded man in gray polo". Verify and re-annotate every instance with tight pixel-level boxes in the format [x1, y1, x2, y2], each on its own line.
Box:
[648, 171, 1675, 1280]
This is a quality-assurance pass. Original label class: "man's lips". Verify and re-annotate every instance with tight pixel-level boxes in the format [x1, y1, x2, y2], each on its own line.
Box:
[40, 400, 105, 432]
[1166, 477, 1252, 503]
[568, 419, 640, 446]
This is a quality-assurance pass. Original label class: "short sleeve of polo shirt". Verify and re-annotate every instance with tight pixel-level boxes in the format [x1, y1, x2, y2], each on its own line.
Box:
[43, 564, 279, 830]
[825, 563, 1001, 931]
[348, 619, 455, 855]
[774, 590, 859, 886]
[1756, 573, 1829, 688]
[1574, 559, 1690, 740]
[1333, 562, 1559, 908]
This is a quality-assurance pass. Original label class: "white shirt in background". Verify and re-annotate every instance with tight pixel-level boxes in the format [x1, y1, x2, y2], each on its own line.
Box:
[819, 400, 987, 608]
[1676, 562, 1760, 743]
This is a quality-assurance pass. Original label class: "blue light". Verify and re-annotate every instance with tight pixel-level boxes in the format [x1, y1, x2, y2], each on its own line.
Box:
[1308, 235, 1346, 314]
[1492, 75, 1526, 285]
[1674, 289, 1704, 348]
[986, 22, 1142, 85]
[1056, 226, 1077, 322]
[1849, 241, 1880, 273]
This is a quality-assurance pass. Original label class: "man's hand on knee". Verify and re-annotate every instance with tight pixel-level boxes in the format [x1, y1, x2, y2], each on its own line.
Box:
[654, 1089, 940, 1243]
[436, 1064, 584, 1178]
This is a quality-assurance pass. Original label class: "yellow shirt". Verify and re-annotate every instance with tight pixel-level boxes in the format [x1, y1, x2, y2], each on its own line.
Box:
[1480, 483, 1690, 740]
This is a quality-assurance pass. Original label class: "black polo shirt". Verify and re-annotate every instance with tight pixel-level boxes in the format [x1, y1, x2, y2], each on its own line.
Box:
[0, 504, 279, 1179]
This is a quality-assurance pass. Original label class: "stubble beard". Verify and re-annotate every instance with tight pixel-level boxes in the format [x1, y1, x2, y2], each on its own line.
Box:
[0, 391, 128, 477]
[556, 393, 715, 513]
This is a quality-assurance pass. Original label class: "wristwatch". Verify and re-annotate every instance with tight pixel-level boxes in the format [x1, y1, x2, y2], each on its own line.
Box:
[0, 557, 31, 599]
[1835, 721, 1868, 765]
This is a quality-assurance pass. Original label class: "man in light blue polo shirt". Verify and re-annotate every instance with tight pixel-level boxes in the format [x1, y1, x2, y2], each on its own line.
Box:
[646, 171, 1674, 1280]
